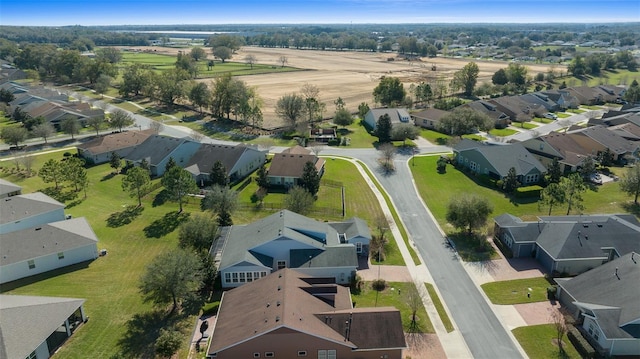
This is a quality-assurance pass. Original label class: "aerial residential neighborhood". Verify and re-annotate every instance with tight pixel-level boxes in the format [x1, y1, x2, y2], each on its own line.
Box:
[1, 2, 640, 359]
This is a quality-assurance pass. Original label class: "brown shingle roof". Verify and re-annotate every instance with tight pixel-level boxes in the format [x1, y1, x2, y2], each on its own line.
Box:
[77, 130, 154, 156]
[268, 153, 323, 178]
[208, 269, 405, 355]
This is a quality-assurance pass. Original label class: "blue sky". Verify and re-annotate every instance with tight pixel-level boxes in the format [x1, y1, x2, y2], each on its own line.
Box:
[1, 0, 638, 26]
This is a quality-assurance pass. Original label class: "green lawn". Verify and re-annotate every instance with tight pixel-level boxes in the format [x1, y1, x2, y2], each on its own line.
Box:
[533, 117, 554, 124]
[424, 283, 454, 332]
[513, 324, 582, 359]
[410, 156, 635, 254]
[481, 277, 553, 305]
[334, 120, 378, 148]
[516, 122, 540, 130]
[580, 105, 602, 110]
[119, 51, 300, 78]
[351, 281, 434, 333]
[566, 108, 586, 114]
[489, 128, 519, 137]
[556, 113, 571, 119]
[0, 154, 200, 359]
[419, 129, 486, 145]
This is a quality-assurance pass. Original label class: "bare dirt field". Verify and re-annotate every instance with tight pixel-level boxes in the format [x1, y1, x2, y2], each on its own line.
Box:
[122, 46, 565, 128]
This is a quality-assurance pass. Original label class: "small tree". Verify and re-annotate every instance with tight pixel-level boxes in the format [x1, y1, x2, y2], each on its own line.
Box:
[437, 156, 447, 173]
[578, 156, 597, 178]
[63, 157, 87, 192]
[109, 152, 122, 174]
[209, 161, 229, 187]
[32, 122, 55, 144]
[155, 329, 182, 358]
[504, 167, 520, 193]
[61, 118, 80, 139]
[446, 194, 493, 235]
[39, 159, 64, 190]
[149, 121, 164, 134]
[162, 166, 199, 213]
[375, 114, 392, 143]
[86, 117, 106, 136]
[551, 310, 567, 353]
[122, 166, 151, 206]
[109, 110, 134, 132]
[178, 213, 218, 252]
[300, 161, 320, 196]
[165, 157, 177, 172]
[333, 108, 354, 128]
[202, 184, 238, 226]
[539, 182, 566, 216]
[1, 126, 28, 146]
[406, 285, 427, 333]
[139, 249, 203, 315]
[561, 173, 586, 215]
[244, 54, 257, 69]
[620, 164, 640, 204]
[284, 186, 314, 215]
[358, 102, 370, 119]
[256, 164, 269, 189]
[546, 157, 562, 184]
[378, 143, 396, 173]
[278, 55, 288, 68]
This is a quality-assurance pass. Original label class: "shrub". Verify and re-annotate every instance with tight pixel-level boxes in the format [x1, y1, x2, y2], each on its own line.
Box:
[546, 286, 557, 299]
[515, 185, 543, 198]
[567, 325, 596, 359]
[495, 179, 504, 189]
[371, 279, 386, 291]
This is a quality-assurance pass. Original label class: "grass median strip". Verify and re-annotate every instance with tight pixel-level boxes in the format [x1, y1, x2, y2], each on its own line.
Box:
[357, 160, 421, 265]
[425, 283, 454, 333]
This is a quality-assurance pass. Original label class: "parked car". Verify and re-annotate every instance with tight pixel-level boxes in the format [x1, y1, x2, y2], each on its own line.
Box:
[543, 113, 558, 120]
[589, 173, 602, 185]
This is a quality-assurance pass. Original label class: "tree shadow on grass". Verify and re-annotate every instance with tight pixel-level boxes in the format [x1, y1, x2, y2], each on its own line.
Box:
[143, 211, 190, 238]
[152, 189, 171, 207]
[100, 172, 116, 181]
[107, 206, 144, 228]
[621, 201, 640, 216]
[448, 232, 496, 262]
[40, 186, 79, 203]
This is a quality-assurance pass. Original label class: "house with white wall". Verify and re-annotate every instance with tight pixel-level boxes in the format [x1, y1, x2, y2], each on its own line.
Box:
[124, 134, 201, 177]
[0, 218, 99, 284]
[184, 143, 266, 185]
[363, 108, 411, 131]
[0, 192, 65, 235]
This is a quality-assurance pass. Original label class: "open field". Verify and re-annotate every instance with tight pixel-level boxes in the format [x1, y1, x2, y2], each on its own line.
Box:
[121, 46, 564, 129]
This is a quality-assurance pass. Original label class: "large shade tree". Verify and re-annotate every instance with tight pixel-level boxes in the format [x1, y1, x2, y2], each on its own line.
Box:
[373, 76, 405, 107]
[139, 249, 203, 315]
[275, 93, 306, 130]
[620, 164, 640, 204]
[451, 62, 480, 96]
[446, 194, 493, 234]
[162, 166, 198, 213]
[122, 166, 151, 206]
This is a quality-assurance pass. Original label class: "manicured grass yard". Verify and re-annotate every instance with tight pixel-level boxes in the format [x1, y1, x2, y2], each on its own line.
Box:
[513, 324, 582, 359]
[489, 128, 518, 137]
[1, 153, 202, 359]
[419, 129, 486, 145]
[424, 283, 454, 332]
[556, 113, 571, 118]
[481, 277, 553, 305]
[533, 117, 554, 124]
[351, 281, 434, 334]
[516, 122, 540, 130]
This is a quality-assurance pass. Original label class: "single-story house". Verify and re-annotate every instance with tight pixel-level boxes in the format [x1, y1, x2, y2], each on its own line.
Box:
[76, 129, 155, 165]
[0, 295, 87, 359]
[453, 139, 547, 185]
[566, 86, 605, 106]
[494, 214, 640, 276]
[184, 143, 266, 186]
[0, 218, 99, 284]
[488, 96, 545, 123]
[207, 268, 406, 359]
[519, 92, 560, 112]
[0, 192, 66, 235]
[540, 89, 580, 110]
[520, 132, 593, 174]
[363, 108, 411, 131]
[0, 178, 22, 198]
[462, 101, 511, 129]
[124, 134, 201, 177]
[555, 252, 640, 357]
[267, 146, 325, 188]
[567, 125, 638, 163]
[411, 108, 449, 130]
[214, 210, 371, 288]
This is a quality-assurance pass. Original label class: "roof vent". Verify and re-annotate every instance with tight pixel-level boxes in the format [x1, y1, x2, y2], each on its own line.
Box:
[266, 302, 270, 307]
[275, 316, 280, 322]
[277, 301, 281, 306]
[35, 227, 42, 231]
[277, 286, 281, 291]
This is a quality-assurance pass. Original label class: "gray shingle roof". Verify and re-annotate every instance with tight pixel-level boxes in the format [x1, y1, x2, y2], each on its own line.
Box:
[0, 178, 21, 197]
[185, 143, 263, 177]
[454, 140, 547, 178]
[0, 295, 85, 359]
[220, 210, 367, 271]
[0, 192, 65, 227]
[1, 218, 99, 266]
[557, 252, 640, 338]
[125, 135, 192, 165]
[536, 216, 640, 260]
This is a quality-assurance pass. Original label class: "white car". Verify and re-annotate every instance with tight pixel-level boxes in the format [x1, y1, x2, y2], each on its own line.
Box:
[543, 113, 558, 120]
[589, 173, 602, 185]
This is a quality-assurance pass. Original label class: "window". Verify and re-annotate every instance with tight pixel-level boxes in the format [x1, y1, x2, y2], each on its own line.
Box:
[356, 242, 363, 253]
[298, 351, 307, 357]
[261, 271, 268, 278]
[265, 352, 274, 358]
[318, 350, 327, 359]
[327, 350, 336, 359]
[247, 272, 253, 282]
[318, 350, 335, 359]
[28, 260, 35, 269]
[58, 252, 65, 260]
[239, 272, 246, 282]
[232, 273, 239, 283]
[254, 271, 261, 280]
[277, 260, 286, 270]
[224, 273, 231, 283]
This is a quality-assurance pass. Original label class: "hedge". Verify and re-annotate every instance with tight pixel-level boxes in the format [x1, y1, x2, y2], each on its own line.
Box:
[515, 185, 543, 198]
[567, 325, 596, 359]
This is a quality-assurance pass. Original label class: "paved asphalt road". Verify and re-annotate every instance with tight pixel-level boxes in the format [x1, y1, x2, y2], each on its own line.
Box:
[323, 146, 523, 359]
